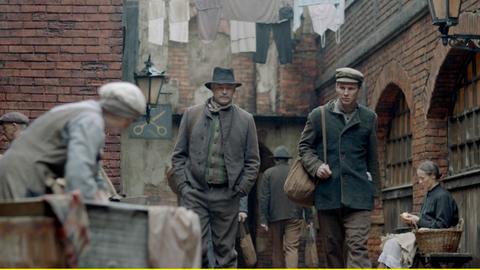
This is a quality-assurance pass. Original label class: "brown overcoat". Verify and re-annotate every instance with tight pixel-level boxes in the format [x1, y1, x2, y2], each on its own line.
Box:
[171, 103, 260, 197]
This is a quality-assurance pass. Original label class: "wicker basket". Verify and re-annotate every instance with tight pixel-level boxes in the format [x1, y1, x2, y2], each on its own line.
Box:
[414, 218, 464, 253]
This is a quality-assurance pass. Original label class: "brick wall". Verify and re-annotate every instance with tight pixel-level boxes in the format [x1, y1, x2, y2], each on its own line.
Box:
[316, 0, 480, 265]
[278, 34, 318, 115]
[232, 52, 256, 113]
[0, 0, 124, 186]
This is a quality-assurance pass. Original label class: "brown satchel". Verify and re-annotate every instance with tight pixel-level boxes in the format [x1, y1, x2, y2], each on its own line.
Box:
[284, 106, 327, 207]
[239, 223, 257, 267]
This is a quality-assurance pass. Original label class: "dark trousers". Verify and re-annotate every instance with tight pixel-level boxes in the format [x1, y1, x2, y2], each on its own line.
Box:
[317, 208, 372, 268]
[253, 19, 292, 64]
[182, 186, 240, 268]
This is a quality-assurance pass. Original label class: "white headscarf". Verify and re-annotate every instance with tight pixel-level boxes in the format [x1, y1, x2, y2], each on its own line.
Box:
[98, 82, 146, 118]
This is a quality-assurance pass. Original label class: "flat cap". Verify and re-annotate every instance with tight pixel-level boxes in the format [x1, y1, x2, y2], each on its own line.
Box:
[0, 112, 29, 125]
[335, 67, 364, 84]
[98, 81, 146, 118]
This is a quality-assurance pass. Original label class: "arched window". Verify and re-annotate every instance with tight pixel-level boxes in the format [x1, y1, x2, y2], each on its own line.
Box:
[382, 93, 413, 233]
[385, 95, 412, 187]
[448, 53, 480, 175]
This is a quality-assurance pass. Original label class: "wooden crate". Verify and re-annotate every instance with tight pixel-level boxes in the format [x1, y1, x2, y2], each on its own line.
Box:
[78, 202, 149, 267]
[0, 216, 65, 267]
[0, 199, 161, 267]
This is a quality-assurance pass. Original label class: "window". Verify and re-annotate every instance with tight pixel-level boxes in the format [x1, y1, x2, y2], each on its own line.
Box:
[383, 93, 413, 233]
[448, 53, 480, 175]
[385, 95, 413, 187]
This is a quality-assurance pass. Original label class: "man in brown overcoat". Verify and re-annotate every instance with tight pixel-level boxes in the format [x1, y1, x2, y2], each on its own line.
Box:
[171, 67, 260, 268]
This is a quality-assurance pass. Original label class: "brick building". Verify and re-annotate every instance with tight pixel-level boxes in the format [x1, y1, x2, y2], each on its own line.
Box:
[1, 0, 479, 267]
[316, 0, 480, 266]
[0, 0, 125, 185]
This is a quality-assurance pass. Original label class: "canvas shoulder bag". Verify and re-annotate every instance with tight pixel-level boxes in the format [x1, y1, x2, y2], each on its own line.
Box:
[283, 106, 327, 207]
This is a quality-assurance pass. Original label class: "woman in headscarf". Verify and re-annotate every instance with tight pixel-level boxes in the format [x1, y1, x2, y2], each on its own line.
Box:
[0, 82, 145, 202]
[377, 160, 459, 268]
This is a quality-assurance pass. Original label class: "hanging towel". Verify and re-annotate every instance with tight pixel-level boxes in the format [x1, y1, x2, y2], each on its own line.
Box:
[195, 0, 222, 41]
[295, 0, 341, 31]
[148, 0, 166, 45]
[169, 0, 189, 22]
[308, 0, 345, 47]
[169, 0, 189, 43]
[230, 20, 256, 53]
[293, 0, 304, 32]
[222, 0, 293, 24]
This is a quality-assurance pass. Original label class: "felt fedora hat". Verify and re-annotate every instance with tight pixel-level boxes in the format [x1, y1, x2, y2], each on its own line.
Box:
[205, 67, 242, 90]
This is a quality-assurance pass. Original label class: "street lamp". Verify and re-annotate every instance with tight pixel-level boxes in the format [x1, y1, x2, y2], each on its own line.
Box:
[427, 0, 480, 52]
[134, 55, 168, 123]
[131, 55, 172, 139]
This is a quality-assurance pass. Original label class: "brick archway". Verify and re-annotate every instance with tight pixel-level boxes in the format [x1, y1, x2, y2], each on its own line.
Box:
[425, 12, 480, 118]
[371, 60, 413, 111]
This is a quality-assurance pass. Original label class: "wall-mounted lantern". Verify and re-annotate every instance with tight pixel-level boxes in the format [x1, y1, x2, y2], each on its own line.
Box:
[130, 55, 172, 139]
[427, 0, 480, 52]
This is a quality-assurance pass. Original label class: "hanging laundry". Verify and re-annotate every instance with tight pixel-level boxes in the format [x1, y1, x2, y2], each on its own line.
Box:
[308, 0, 345, 47]
[169, 0, 190, 43]
[230, 21, 256, 53]
[221, 0, 293, 24]
[295, 0, 340, 31]
[195, 0, 222, 42]
[148, 0, 166, 45]
[297, 0, 339, 6]
[253, 19, 292, 64]
[293, 0, 304, 32]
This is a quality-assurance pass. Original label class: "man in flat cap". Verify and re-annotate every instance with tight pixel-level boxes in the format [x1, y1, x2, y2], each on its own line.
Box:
[172, 67, 260, 267]
[0, 111, 29, 151]
[0, 81, 145, 202]
[297, 67, 379, 267]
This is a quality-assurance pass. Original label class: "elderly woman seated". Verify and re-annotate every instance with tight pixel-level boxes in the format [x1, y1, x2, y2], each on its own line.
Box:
[377, 160, 459, 268]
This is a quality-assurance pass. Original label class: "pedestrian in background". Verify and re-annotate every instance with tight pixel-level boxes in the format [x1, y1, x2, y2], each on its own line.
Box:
[0, 111, 29, 153]
[259, 145, 312, 268]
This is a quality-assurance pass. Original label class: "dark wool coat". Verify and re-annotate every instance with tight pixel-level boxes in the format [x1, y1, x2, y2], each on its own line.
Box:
[298, 100, 380, 210]
[418, 184, 459, 229]
[259, 162, 312, 225]
[171, 103, 260, 197]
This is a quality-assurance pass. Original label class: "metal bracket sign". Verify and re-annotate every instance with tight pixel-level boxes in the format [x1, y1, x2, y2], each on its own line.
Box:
[129, 104, 172, 139]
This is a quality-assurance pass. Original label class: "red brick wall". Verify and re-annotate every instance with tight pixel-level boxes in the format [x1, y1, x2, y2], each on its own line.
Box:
[316, 0, 480, 265]
[0, 0, 124, 186]
[232, 52, 256, 113]
[278, 34, 318, 115]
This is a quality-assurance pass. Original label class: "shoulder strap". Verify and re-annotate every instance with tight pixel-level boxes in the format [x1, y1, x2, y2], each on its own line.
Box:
[320, 106, 327, 163]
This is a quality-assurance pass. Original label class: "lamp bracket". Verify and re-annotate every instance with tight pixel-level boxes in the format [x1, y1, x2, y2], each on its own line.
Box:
[442, 34, 480, 52]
